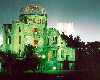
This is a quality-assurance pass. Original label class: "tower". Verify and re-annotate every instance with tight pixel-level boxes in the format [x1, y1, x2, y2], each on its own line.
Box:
[3, 4, 47, 58]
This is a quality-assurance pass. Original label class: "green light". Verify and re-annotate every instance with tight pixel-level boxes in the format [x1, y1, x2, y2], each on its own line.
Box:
[52, 66, 56, 70]
[41, 55, 46, 59]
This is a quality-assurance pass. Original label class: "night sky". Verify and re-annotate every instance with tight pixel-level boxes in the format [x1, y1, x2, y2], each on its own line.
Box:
[0, 0, 100, 42]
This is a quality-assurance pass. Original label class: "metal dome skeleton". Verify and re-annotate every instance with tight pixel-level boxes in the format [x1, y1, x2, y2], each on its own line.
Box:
[20, 4, 46, 15]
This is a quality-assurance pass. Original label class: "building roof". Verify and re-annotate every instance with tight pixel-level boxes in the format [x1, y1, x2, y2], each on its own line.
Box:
[20, 4, 46, 15]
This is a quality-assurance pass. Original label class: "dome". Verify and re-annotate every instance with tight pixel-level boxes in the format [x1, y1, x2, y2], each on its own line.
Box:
[20, 4, 46, 15]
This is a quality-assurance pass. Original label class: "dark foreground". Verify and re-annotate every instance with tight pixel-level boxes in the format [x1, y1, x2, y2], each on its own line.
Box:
[0, 70, 81, 80]
[0, 70, 99, 80]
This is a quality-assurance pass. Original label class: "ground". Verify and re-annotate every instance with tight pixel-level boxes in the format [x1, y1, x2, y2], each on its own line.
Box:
[0, 70, 80, 80]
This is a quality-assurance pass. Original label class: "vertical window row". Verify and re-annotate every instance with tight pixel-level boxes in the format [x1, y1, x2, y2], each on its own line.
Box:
[19, 27, 21, 44]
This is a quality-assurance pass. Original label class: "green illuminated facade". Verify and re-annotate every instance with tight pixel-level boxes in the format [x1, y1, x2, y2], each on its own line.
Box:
[1, 4, 75, 73]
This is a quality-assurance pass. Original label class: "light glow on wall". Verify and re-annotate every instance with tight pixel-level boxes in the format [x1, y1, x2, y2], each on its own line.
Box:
[42, 54, 46, 59]
[52, 66, 56, 70]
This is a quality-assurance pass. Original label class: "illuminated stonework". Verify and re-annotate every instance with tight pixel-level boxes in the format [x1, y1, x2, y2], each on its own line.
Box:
[1, 4, 75, 73]
[20, 4, 46, 15]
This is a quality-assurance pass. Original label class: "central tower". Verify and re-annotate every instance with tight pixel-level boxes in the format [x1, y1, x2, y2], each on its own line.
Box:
[4, 4, 48, 58]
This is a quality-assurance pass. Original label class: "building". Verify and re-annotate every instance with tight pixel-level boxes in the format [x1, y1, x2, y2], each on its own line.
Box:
[1, 4, 75, 73]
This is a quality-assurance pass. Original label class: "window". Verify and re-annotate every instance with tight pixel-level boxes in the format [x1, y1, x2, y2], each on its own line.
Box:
[8, 24, 12, 32]
[19, 27, 21, 32]
[34, 40, 38, 45]
[19, 49, 21, 57]
[61, 50, 64, 58]
[19, 49, 21, 54]
[8, 36, 11, 44]
[47, 38, 49, 45]
[52, 37, 57, 44]
[32, 28, 38, 32]
[19, 36, 21, 44]
[55, 36, 57, 44]
[38, 34, 40, 38]
[53, 50, 57, 58]
[53, 37, 54, 41]
[3, 24, 12, 32]
[66, 55, 69, 61]
[6, 36, 7, 44]
[8, 28, 11, 32]
[24, 16, 27, 24]
[61, 42, 63, 44]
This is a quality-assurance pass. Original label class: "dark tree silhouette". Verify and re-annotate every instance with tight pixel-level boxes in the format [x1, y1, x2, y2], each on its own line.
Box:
[61, 32, 84, 48]
[0, 44, 41, 75]
[61, 32, 100, 79]
[14, 44, 41, 74]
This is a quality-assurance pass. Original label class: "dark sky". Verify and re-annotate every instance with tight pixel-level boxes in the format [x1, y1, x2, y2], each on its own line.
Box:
[0, 0, 100, 42]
